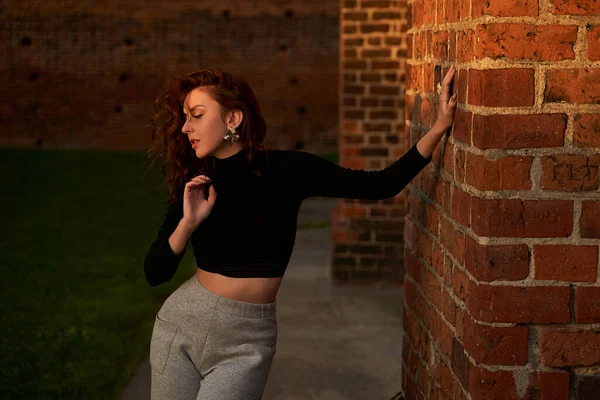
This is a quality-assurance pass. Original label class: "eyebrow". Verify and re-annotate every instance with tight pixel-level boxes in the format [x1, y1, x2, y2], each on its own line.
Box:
[183, 105, 206, 113]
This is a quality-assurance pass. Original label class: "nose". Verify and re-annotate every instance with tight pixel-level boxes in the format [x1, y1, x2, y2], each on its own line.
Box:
[182, 120, 192, 135]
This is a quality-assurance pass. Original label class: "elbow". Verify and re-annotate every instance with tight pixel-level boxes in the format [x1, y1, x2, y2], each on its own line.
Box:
[144, 253, 168, 287]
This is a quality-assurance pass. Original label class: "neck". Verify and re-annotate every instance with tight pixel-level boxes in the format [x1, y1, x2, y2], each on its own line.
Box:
[211, 142, 245, 159]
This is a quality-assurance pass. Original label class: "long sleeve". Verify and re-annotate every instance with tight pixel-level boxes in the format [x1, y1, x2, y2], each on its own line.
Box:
[143, 198, 187, 286]
[293, 142, 432, 200]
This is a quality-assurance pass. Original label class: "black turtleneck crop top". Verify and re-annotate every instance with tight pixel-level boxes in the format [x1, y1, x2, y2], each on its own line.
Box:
[143, 143, 432, 286]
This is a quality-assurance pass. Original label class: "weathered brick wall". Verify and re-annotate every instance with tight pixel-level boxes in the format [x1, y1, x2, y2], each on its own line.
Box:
[334, 0, 411, 283]
[402, 0, 600, 398]
[1, 0, 339, 152]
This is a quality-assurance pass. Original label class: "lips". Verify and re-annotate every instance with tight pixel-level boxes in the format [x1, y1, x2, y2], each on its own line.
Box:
[190, 139, 199, 145]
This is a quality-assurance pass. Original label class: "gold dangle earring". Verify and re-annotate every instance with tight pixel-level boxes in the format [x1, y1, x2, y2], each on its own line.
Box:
[223, 126, 239, 146]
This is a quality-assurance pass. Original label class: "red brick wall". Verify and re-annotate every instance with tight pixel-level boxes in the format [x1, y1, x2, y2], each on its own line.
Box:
[403, 0, 600, 399]
[1, 1, 339, 153]
[335, 0, 411, 283]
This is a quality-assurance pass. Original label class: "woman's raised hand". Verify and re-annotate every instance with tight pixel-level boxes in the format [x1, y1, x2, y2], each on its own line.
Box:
[182, 175, 217, 228]
[435, 65, 458, 131]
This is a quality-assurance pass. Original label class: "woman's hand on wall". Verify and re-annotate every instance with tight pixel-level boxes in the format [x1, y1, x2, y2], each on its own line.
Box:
[434, 65, 458, 131]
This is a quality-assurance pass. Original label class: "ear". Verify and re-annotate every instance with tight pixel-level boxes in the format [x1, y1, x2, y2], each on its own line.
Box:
[228, 109, 243, 129]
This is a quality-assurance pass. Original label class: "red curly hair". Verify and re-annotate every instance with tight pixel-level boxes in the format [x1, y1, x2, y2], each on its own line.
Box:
[144, 68, 269, 203]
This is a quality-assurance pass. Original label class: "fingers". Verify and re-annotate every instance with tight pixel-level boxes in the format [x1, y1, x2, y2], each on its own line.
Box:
[438, 65, 457, 104]
[206, 183, 218, 206]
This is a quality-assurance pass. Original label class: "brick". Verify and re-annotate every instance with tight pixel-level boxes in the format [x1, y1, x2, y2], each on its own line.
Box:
[441, 289, 457, 326]
[575, 286, 600, 323]
[451, 337, 470, 389]
[440, 216, 466, 263]
[573, 113, 600, 147]
[581, 201, 600, 238]
[453, 110, 472, 144]
[452, 266, 470, 303]
[540, 154, 600, 191]
[574, 373, 600, 400]
[445, 0, 471, 22]
[468, 285, 570, 323]
[523, 371, 570, 400]
[370, 85, 400, 95]
[456, 67, 468, 105]
[463, 314, 528, 365]
[343, 85, 365, 95]
[361, 49, 392, 58]
[534, 245, 598, 282]
[471, 198, 573, 238]
[361, 0, 391, 8]
[342, 11, 368, 21]
[540, 328, 600, 367]
[457, 29, 475, 62]
[419, 98, 433, 128]
[417, 232, 433, 267]
[468, 68, 535, 107]
[424, 202, 440, 236]
[468, 365, 518, 399]
[472, 0, 538, 17]
[384, 36, 402, 46]
[472, 113, 566, 149]
[372, 11, 402, 20]
[454, 147, 466, 182]
[464, 236, 529, 281]
[432, 31, 449, 59]
[451, 186, 471, 228]
[434, 178, 451, 214]
[465, 153, 532, 191]
[435, 359, 455, 399]
[589, 26, 600, 61]
[343, 60, 367, 70]
[476, 24, 577, 61]
[546, 69, 600, 104]
[360, 23, 390, 34]
[344, 38, 364, 47]
[551, 0, 600, 15]
[423, 63, 435, 93]
[372, 60, 400, 70]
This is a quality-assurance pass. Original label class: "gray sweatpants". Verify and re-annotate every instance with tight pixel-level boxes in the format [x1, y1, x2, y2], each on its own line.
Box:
[149, 273, 278, 399]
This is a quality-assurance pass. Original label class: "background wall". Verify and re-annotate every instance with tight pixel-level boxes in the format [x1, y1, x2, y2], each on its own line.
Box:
[402, 0, 600, 399]
[1, 0, 339, 153]
[335, 0, 411, 283]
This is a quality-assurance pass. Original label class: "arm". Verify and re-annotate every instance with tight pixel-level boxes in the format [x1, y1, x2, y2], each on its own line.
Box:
[293, 141, 432, 200]
[416, 123, 448, 160]
[144, 198, 194, 286]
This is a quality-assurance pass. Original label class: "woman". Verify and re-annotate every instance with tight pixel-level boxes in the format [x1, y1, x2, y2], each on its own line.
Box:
[144, 66, 457, 399]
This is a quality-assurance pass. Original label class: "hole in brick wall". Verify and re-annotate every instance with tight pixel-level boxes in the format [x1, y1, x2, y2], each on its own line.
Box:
[284, 9, 294, 18]
[30, 72, 39, 81]
[124, 38, 134, 46]
[35, 138, 44, 147]
[293, 139, 304, 150]
[119, 73, 129, 82]
[290, 76, 298, 85]
[21, 37, 31, 46]
[297, 106, 307, 116]
[114, 105, 122, 113]
[279, 44, 288, 53]
[222, 9, 230, 19]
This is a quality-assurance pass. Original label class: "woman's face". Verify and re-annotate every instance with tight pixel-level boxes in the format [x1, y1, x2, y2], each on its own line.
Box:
[181, 87, 243, 159]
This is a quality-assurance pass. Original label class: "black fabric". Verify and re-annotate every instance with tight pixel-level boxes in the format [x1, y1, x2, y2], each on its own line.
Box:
[144, 143, 432, 286]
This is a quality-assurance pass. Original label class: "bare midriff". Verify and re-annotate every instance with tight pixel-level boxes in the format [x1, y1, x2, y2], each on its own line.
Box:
[195, 267, 283, 304]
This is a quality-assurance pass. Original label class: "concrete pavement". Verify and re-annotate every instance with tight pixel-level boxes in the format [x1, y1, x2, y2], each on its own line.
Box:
[119, 199, 405, 400]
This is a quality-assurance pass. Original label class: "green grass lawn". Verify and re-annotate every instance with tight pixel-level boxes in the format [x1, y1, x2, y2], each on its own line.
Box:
[0, 147, 335, 399]
[0, 148, 199, 399]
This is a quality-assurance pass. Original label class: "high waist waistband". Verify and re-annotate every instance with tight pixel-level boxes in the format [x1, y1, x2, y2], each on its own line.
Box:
[182, 275, 277, 319]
